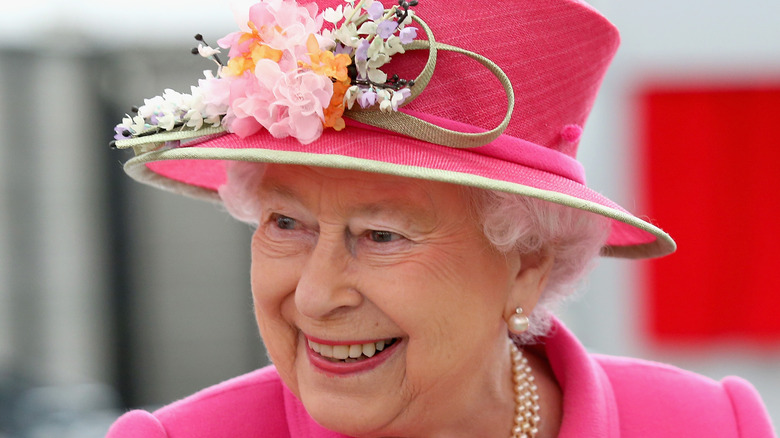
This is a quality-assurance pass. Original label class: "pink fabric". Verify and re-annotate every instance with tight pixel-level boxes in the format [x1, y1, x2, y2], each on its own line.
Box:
[105, 319, 775, 437]
[137, 0, 666, 252]
[148, 125, 658, 248]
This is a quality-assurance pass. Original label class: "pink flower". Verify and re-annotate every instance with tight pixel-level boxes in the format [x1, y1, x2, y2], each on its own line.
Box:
[223, 59, 333, 143]
[193, 71, 231, 119]
[268, 68, 333, 144]
[248, 0, 321, 39]
[219, 0, 324, 71]
[223, 71, 274, 138]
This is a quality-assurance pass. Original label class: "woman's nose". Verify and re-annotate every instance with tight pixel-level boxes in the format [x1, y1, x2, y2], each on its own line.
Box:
[294, 231, 363, 319]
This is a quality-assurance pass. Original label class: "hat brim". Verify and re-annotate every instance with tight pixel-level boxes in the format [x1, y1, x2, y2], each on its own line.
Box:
[118, 126, 675, 259]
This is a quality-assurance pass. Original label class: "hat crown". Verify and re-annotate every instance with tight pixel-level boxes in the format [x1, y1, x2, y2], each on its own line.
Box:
[318, 0, 620, 158]
[114, 0, 675, 258]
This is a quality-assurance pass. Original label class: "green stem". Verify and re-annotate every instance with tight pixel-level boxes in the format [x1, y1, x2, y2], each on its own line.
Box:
[345, 0, 367, 24]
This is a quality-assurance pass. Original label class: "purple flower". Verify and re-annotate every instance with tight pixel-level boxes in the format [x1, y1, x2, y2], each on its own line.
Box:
[334, 43, 351, 55]
[376, 20, 397, 39]
[355, 39, 370, 62]
[391, 88, 412, 110]
[399, 26, 418, 44]
[357, 90, 377, 108]
[114, 125, 131, 140]
[367, 1, 384, 20]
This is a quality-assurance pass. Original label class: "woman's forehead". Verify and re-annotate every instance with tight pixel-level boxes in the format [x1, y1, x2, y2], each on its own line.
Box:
[257, 164, 472, 216]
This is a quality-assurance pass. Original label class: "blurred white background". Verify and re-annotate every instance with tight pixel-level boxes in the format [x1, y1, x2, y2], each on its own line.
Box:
[0, 0, 778, 436]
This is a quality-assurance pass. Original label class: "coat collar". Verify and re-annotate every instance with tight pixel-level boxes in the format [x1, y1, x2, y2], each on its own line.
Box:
[544, 318, 620, 438]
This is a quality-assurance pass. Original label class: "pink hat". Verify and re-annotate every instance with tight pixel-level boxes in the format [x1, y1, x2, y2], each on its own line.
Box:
[112, 0, 675, 258]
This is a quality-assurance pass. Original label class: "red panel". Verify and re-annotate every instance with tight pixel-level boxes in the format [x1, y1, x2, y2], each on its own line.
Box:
[640, 84, 780, 344]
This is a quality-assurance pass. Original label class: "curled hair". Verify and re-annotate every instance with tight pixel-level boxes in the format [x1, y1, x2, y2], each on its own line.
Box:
[471, 189, 610, 342]
[217, 161, 267, 226]
[219, 162, 610, 343]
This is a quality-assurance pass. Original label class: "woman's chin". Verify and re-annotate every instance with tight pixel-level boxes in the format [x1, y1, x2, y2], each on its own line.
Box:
[305, 402, 394, 438]
[293, 338, 408, 437]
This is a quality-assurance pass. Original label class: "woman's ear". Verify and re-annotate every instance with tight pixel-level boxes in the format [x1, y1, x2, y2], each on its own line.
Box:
[504, 247, 555, 319]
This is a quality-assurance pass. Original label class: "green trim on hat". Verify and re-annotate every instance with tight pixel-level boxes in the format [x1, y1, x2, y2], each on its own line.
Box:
[123, 146, 676, 259]
[114, 126, 227, 153]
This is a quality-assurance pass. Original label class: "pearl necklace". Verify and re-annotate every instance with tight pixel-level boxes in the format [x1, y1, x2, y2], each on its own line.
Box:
[510, 342, 540, 438]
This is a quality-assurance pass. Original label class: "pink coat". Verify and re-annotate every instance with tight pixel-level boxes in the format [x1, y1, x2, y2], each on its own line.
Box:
[106, 320, 776, 437]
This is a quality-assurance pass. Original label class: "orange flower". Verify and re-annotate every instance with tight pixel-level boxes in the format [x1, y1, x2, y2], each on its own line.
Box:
[299, 34, 352, 131]
[223, 22, 283, 76]
[323, 80, 349, 131]
[302, 34, 352, 83]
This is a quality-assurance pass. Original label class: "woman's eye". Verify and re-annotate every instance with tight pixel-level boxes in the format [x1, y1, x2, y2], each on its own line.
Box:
[274, 214, 298, 230]
[369, 230, 401, 243]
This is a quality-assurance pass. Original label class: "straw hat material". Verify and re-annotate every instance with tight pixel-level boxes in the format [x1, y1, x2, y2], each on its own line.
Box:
[112, 0, 676, 259]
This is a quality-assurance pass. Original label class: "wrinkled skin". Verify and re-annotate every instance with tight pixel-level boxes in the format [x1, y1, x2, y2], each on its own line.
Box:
[250, 164, 553, 437]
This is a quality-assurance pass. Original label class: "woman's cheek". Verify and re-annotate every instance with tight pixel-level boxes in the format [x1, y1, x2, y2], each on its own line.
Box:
[251, 256, 302, 392]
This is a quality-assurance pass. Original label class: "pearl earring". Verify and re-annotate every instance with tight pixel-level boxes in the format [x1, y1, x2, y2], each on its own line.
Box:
[508, 307, 530, 334]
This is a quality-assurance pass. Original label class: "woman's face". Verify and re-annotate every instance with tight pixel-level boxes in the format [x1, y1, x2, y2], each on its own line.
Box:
[250, 165, 533, 436]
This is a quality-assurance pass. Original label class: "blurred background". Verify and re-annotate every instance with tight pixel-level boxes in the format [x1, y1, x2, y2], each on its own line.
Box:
[0, 0, 778, 436]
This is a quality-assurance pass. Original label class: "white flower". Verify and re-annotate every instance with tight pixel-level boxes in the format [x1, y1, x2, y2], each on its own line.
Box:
[205, 115, 222, 127]
[356, 58, 368, 79]
[197, 44, 221, 58]
[157, 112, 177, 131]
[130, 115, 147, 133]
[315, 32, 337, 51]
[345, 85, 360, 109]
[139, 96, 164, 118]
[343, 5, 358, 23]
[357, 21, 378, 35]
[333, 22, 360, 47]
[367, 37, 384, 58]
[368, 52, 390, 68]
[367, 67, 387, 83]
[320, 28, 336, 44]
[385, 36, 405, 56]
[379, 98, 393, 113]
[323, 5, 343, 24]
[163, 89, 192, 111]
[390, 89, 408, 110]
[194, 70, 230, 119]
[185, 110, 204, 131]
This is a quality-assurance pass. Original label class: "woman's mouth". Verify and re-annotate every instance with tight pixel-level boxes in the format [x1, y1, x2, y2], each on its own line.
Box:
[304, 336, 402, 375]
[307, 338, 399, 363]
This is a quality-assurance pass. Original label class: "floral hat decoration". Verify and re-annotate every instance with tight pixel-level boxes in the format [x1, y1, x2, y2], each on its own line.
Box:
[111, 0, 676, 259]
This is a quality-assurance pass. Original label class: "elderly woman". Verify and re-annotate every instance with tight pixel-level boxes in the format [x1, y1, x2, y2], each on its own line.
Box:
[106, 0, 775, 437]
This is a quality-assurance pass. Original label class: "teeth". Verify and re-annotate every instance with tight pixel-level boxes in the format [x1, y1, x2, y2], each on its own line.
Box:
[308, 338, 394, 360]
[332, 345, 349, 360]
[349, 344, 362, 358]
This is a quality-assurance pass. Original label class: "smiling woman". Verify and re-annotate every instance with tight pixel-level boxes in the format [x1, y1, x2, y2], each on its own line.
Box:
[225, 163, 605, 436]
[247, 165, 555, 436]
[105, 0, 775, 437]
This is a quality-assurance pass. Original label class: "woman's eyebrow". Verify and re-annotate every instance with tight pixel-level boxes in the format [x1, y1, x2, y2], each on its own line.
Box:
[259, 183, 304, 203]
[260, 181, 435, 224]
[351, 200, 426, 217]
[349, 199, 439, 231]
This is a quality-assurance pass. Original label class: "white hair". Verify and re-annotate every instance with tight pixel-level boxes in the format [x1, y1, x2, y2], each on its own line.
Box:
[218, 162, 610, 343]
[472, 189, 610, 342]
